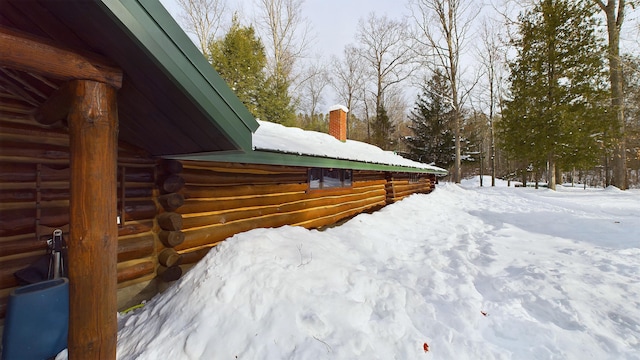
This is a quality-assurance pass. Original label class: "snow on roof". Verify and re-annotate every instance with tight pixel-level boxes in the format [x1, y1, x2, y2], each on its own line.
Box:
[253, 120, 446, 172]
[328, 104, 349, 113]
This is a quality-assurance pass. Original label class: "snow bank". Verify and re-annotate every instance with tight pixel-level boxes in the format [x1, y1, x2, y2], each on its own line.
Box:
[58, 179, 640, 359]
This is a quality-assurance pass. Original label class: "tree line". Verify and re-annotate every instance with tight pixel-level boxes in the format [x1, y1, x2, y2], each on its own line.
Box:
[176, 0, 639, 190]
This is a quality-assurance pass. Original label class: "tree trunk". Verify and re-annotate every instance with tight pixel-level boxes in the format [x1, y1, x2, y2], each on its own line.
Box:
[548, 156, 556, 190]
[597, 0, 627, 189]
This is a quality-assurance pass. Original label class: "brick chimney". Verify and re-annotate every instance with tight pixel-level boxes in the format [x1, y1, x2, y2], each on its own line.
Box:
[329, 105, 348, 142]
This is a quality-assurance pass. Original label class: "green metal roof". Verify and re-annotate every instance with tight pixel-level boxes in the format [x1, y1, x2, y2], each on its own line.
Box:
[1, 0, 258, 155]
[168, 150, 449, 175]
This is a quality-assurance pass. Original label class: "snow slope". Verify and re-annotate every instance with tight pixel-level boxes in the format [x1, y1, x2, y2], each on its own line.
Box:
[62, 178, 640, 359]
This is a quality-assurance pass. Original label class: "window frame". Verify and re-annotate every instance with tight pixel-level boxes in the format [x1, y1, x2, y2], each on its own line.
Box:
[307, 168, 353, 190]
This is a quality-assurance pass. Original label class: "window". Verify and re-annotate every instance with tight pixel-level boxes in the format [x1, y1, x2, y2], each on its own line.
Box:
[308, 168, 352, 190]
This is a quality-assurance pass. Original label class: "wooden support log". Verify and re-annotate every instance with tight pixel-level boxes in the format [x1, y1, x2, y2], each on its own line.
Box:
[157, 265, 182, 282]
[117, 261, 155, 284]
[158, 193, 185, 212]
[158, 230, 185, 248]
[157, 174, 185, 194]
[157, 212, 183, 231]
[0, 26, 123, 90]
[66, 80, 118, 359]
[158, 248, 182, 267]
[117, 234, 155, 263]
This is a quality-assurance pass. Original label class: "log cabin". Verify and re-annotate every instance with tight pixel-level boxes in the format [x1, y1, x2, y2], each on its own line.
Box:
[0, 0, 446, 358]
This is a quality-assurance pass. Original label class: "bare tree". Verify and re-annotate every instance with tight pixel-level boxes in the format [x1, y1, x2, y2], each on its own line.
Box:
[356, 12, 415, 144]
[330, 44, 366, 138]
[254, 0, 313, 84]
[298, 58, 330, 119]
[594, 0, 635, 190]
[409, 0, 479, 183]
[176, 0, 227, 57]
[476, 18, 506, 187]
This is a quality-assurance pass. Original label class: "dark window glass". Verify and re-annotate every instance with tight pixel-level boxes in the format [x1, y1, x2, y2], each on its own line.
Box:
[309, 168, 322, 189]
[308, 168, 353, 190]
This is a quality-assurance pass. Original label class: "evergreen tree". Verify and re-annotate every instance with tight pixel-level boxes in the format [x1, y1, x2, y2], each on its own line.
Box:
[404, 70, 455, 168]
[209, 16, 266, 117]
[371, 103, 395, 150]
[499, 0, 608, 189]
[257, 73, 297, 126]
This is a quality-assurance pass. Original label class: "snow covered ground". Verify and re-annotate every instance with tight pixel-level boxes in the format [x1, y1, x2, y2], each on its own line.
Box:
[64, 177, 640, 359]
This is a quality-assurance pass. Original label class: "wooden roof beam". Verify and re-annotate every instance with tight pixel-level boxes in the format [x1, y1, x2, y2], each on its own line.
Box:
[0, 26, 123, 89]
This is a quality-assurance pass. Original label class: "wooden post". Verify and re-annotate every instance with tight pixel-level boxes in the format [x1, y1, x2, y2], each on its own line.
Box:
[67, 80, 118, 359]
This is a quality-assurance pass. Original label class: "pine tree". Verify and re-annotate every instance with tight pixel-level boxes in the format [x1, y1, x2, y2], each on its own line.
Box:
[499, 0, 608, 189]
[257, 73, 297, 126]
[371, 104, 395, 150]
[209, 16, 266, 118]
[404, 70, 455, 168]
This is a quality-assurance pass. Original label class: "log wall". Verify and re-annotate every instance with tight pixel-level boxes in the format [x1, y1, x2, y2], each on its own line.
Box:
[164, 160, 389, 270]
[386, 173, 435, 203]
[0, 119, 440, 321]
[0, 118, 158, 320]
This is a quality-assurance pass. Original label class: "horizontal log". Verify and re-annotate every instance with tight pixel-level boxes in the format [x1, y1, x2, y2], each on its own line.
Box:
[0, 162, 68, 182]
[158, 230, 185, 248]
[182, 188, 387, 230]
[0, 140, 69, 162]
[182, 183, 308, 200]
[159, 159, 183, 174]
[158, 248, 182, 267]
[179, 247, 212, 265]
[0, 186, 153, 203]
[0, 235, 48, 257]
[157, 212, 183, 231]
[118, 220, 154, 237]
[122, 200, 158, 222]
[158, 174, 185, 194]
[181, 170, 306, 186]
[117, 261, 155, 284]
[0, 120, 69, 146]
[294, 200, 387, 229]
[157, 265, 182, 282]
[181, 160, 307, 175]
[179, 184, 385, 215]
[158, 193, 185, 212]
[0, 206, 68, 237]
[178, 195, 386, 252]
[117, 234, 155, 263]
[0, 200, 156, 237]
[0, 26, 123, 88]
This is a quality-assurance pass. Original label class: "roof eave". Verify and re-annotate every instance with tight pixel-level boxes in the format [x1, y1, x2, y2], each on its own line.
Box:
[98, 0, 259, 151]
